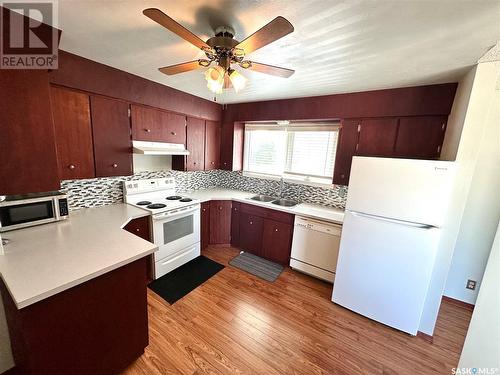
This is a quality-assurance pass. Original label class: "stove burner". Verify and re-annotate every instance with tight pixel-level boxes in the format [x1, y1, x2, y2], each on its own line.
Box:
[166, 196, 182, 200]
[147, 203, 167, 209]
[136, 201, 152, 206]
[180, 198, 192, 202]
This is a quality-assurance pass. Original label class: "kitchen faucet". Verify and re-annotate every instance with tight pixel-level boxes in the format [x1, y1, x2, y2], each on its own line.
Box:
[278, 177, 285, 198]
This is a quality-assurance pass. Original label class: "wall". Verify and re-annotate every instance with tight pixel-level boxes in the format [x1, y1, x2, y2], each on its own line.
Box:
[60, 169, 347, 211]
[457, 221, 500, 372]
[49, 50, 222, 122]
[419, 61, 500, 335]
[223, 83, 457, 123]
[444, 71, 500, 303]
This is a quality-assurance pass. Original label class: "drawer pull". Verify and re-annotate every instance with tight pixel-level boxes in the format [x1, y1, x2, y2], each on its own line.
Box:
[249, 221, 253, 225]
[211, 161, 215, 165]
[68, 164, 75, 170]
[145, 128, 151, 133]
[219, 206, 223, 210]
[171, 131, 176, 135]
[136, 228, 140, 232]
[112, 163, 118, 168]
[274, 228, 279, 232]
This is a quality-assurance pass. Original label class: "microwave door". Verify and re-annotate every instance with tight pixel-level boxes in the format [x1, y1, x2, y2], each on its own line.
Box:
[0, 200, 57, 231]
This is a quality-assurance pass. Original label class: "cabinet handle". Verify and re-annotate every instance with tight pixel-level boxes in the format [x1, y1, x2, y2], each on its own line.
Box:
[274, 228, 279, 232]
[223, 162, 227, 166]
[171, 131, 176, 135]
[218, 206, 222, 210]
[112, 163, 118, 168]
[233, 208, 237, 211]
[68, 164, 75, 170]
[211, 161, 215, 165]
[249, 221, 253, 225]
[340, 174, 345, 179]
[136, 228, 140, 232]
[202, 208, 206, 212]
[193, 162, 197, 165]
[144, 129, 151, 133]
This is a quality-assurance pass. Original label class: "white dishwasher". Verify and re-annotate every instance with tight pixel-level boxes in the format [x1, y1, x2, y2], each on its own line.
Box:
[290, 216, 342, 282]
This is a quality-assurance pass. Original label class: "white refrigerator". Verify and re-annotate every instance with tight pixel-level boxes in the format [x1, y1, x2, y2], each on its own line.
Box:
[332, 156, 455, 335]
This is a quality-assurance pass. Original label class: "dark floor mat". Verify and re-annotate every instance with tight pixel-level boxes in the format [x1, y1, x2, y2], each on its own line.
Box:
[148, 255, 224, 304]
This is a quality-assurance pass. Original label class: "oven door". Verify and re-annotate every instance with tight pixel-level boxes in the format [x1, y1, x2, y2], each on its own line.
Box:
[0, 198, 56, 232]
[152, 204, 201, 262]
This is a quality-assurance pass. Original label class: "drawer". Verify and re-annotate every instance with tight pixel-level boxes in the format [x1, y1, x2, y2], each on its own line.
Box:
[240, 202, 294, 224]
[154, 242, 200, 279]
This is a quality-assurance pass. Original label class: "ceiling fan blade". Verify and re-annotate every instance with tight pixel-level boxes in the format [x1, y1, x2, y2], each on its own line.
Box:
[242, 61, 294, 78]
[235, 16, 293, 55]
[143, 8, 211, 51]
[159, 60, 203, 75]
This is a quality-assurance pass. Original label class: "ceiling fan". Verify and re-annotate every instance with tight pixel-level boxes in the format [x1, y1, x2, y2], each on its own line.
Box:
[143, 8, 295, 94]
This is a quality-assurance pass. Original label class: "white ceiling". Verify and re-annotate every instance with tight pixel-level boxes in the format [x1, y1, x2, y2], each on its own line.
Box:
[56, 0, 500, 104]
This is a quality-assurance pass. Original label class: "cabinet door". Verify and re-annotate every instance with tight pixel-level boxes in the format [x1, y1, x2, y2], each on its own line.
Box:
[262, 219, 293, 265]
[209, 200, 232, 244]
[123, 216, 151, 241]
[394, 116, 447, 159]
[333, 119, 359, 186]
[0, 70, 60, 195]
[131, 105, 186, 144]
[205, 120, 221, 170]
[230, 201, 241, 247]
[90, 96, 132, 177]
[239, 213, 264, 256]
[186, 117, 205, 171]
[201, 202, 210, 250]
[356, 118, 398, 157]
[50, 86, 95, 180]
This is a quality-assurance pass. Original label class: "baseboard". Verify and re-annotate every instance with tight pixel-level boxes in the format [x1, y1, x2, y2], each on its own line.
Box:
[442, 296, 475, 311]
[417, 331, 434, 343]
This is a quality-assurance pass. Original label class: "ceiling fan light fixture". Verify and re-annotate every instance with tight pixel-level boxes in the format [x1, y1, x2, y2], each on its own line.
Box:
[205, 65, 225, 93]
[228, 69, 247, 92]
[239, 60, 252, 69]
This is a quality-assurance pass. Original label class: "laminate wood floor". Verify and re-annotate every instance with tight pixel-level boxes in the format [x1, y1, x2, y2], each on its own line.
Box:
[122, 246, 472, 375]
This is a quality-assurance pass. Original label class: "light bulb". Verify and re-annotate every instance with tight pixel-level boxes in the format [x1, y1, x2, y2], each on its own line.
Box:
[205, 66, 225, 93]
[229, 70, 247, 92]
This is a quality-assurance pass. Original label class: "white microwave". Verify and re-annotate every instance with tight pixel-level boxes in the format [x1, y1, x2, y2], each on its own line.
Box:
[0, 193, 69, 232]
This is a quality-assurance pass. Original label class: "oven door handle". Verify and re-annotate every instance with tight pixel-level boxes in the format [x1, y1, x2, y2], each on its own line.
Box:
[152, 204, 200, 221]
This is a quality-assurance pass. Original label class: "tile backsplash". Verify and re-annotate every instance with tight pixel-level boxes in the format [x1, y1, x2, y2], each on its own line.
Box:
[61, 170, 347, 211]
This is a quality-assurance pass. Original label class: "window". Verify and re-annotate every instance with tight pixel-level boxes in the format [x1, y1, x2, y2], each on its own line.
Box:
[243, 122, 340, 185]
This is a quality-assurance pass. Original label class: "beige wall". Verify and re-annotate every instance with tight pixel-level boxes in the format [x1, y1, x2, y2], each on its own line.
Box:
[458, 220, 500, 370]
[419, 61, 500, 335]
[445, 70, 500, 303]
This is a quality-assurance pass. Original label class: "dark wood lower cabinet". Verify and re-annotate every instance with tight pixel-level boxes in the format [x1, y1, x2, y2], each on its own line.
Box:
[230, 202, 241, 247]
[209, 201, 232, 244]
[0, 258, 149, 375]
[201, 202, 210, 250]
[123, 216, 151, 241]
[262, 219, 293, 265]
[239, 213, 264, 256]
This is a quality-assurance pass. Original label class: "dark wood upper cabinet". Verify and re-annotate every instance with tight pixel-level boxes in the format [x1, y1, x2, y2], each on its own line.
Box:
[209, 200, 232, 244]
[50, 86, 95, 180]
[130, 104, 186, 144]
[333, 119, 359, 186]
[220, 122, 244, 171]
[90, 96, 133, 177]
[395, 116, 447, 159]
[356, 118, 399, 157]
[205, 120, 221, 170]
[201, 202, 210, 250]
[0, 70, 60, 195]
[262, 219, 293, 265]
[173, 117, 205, 171]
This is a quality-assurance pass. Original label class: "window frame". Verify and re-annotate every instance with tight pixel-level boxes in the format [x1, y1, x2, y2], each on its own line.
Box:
[242, 121, 340, 187]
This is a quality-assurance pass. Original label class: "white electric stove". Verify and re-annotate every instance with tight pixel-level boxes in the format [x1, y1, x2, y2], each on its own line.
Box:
[123, 178, 201, 279]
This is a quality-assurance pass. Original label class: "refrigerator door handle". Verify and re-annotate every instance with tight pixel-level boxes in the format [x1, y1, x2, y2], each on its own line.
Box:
[349, 211, 436, 229]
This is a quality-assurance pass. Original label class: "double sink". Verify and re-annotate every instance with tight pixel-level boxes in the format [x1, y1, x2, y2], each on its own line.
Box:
[249, 195, 298, 207]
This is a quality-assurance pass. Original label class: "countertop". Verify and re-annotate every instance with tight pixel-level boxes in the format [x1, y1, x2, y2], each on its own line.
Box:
[185, 188, 345, 224]
[0, 204, 157, 309]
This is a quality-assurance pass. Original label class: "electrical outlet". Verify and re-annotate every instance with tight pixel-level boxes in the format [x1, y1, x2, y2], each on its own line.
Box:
[466, 279, 477, 290]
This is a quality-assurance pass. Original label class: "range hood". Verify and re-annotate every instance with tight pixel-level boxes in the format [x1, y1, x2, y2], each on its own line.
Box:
[132, 141, 190, 155]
